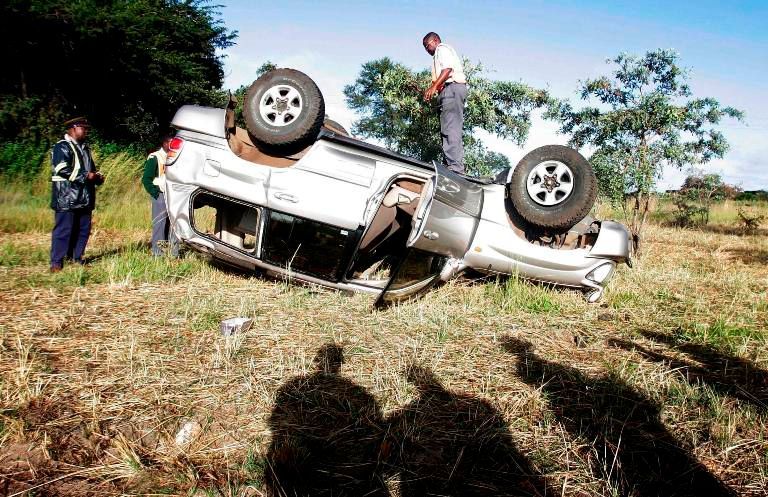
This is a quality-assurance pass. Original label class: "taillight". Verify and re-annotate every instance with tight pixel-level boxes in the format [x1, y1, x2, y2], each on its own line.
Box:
[166, 137, 185, 165]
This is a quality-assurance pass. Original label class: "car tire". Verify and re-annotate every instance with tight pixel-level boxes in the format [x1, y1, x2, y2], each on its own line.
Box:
[243, 68, 325, 151]
[508, 145, 597, 232]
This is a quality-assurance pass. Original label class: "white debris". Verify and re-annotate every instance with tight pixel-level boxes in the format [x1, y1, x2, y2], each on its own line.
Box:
[220, 317, 253, 336]
[174, 419, 201, 447]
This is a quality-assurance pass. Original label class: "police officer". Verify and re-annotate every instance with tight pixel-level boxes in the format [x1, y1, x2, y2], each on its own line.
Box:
[49, 117, 103, 272]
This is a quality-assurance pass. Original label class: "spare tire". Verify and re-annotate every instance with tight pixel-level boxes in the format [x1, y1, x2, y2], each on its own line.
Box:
[243, 68, 325, 151]
[508, 145, 597, 232]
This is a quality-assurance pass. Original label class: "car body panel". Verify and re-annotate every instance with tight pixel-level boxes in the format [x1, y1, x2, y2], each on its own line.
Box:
[266, 144, 376, 230]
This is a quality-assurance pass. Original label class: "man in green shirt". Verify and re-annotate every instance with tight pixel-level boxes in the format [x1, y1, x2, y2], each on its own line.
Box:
[142, 135, 178, 256]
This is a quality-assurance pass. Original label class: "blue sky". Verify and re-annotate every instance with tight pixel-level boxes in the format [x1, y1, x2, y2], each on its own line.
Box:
[219, 0, 767, 189]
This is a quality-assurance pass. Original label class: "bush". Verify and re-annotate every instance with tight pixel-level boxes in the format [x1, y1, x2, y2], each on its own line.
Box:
[672, 198, 708, 228]
[0, 141, 49, 178]
[735, 190, 768, 202]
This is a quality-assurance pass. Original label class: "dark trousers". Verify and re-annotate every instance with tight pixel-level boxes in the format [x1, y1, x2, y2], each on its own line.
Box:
[50, 209, 92, 268]
[439, 82, 468, 174]
[151, 193, 178, 256]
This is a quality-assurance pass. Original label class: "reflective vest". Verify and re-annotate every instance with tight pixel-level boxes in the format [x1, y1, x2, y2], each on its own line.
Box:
[148, 149, 168, 192]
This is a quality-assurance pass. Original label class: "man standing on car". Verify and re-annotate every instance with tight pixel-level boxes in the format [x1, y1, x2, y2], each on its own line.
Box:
[422, 32, 468, 175]
[49, 117, 103, 272]
[142, 135, 178, 257]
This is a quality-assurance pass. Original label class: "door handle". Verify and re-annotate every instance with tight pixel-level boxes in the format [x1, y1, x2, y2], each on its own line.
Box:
[273, 192, 298, 203]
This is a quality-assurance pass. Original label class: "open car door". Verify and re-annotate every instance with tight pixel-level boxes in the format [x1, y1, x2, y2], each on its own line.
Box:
[375, 167, 482, 307]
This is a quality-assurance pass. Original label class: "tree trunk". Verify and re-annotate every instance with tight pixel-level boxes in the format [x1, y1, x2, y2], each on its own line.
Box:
[629, 192, 650, 253]
[629, 139, 654, 253]
[20, 69, 27, 99]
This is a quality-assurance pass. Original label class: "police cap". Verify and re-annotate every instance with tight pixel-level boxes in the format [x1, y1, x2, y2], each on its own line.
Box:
[63, 116, 90, 129]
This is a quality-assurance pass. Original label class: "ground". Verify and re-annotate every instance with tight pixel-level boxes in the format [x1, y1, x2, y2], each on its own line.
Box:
[1, 215, 766, 496]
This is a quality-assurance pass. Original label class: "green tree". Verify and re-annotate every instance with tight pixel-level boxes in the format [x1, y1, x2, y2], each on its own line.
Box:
[343, 58, 550, 176]
[674, 171, 740, 227]
[554, 49, 743, 248]
[0, 0, 236, 146]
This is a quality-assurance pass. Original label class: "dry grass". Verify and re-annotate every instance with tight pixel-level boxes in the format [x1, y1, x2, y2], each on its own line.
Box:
[0, 211, 766, 495]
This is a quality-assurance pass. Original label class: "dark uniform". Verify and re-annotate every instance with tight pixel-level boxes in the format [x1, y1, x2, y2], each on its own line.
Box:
[49, 118, 101, 270]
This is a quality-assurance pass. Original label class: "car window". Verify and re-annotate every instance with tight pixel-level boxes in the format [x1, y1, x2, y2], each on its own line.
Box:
[262, 211, 360, 281]
[191, 191, 260, 254]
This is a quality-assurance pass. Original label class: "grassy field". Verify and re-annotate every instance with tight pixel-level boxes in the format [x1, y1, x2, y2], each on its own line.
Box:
[1, 165, 767, 496]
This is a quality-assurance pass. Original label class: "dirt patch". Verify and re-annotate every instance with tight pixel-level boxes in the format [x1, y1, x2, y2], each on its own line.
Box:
[0, 396, 117, 495]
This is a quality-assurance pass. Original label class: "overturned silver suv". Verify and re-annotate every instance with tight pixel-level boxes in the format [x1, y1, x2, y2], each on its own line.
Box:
[164, 69, 631, 305]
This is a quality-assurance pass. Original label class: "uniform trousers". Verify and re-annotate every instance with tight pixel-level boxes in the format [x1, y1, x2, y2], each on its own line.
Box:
[51, 209, 92, 268]
[151, 193, 179, 256]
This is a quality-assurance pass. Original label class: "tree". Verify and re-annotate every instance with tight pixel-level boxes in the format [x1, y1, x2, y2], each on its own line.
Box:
[554, 50, 743, 248]
[674, 171, 741, 227]
[0, 0, 236, 145]
[343, 58, 550, 176]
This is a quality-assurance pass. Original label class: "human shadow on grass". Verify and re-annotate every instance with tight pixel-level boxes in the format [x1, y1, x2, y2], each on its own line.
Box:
[502, 337, 737, 497]
[608, 330, 768, 412]
[385, 364, 550, 497]
[265, 343, 389, 497]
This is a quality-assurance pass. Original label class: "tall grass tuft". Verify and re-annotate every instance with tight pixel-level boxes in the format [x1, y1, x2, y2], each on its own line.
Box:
[0, 144, 150, 232]
[484, 274, 561, 314]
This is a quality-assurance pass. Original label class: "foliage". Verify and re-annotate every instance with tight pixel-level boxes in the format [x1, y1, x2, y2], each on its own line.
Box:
[343, 58, 551, 176]
[673, 171, 739, 227]
[553, 50, 743, 247]
[672, 198, 709, 228]
[0, 0, 236, 146]
[0, 141, 50, 178]
[735, 190, 768, 202]
[737, 208, 765, 234]
[681, 173, 740, 200]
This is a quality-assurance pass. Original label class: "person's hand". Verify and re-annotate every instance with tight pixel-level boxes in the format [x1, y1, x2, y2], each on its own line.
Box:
[424, 85, 438, 101]
[88, 171, 105, 185]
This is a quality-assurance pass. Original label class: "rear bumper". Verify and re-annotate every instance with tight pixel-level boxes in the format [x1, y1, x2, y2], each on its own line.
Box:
[589, 220, 632, 267]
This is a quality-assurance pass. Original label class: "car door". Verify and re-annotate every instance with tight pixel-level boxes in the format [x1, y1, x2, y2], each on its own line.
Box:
[375, 167, 482, 306]
[266, 143, 377, 230]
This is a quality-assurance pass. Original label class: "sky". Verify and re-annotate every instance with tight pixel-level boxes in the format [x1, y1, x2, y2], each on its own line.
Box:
[218, 0, 768, 190]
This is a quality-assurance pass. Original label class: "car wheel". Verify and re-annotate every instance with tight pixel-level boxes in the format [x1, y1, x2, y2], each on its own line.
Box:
[243, 68, 325, 151]
[508, 145, 597, 232]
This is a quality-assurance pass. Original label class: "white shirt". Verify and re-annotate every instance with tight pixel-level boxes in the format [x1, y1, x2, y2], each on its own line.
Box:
[431, 43, 467, 84]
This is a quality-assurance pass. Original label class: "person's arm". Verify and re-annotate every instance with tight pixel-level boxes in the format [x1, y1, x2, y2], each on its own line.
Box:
[424, 68, 453, 101]
[141, 156, 160, 198]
